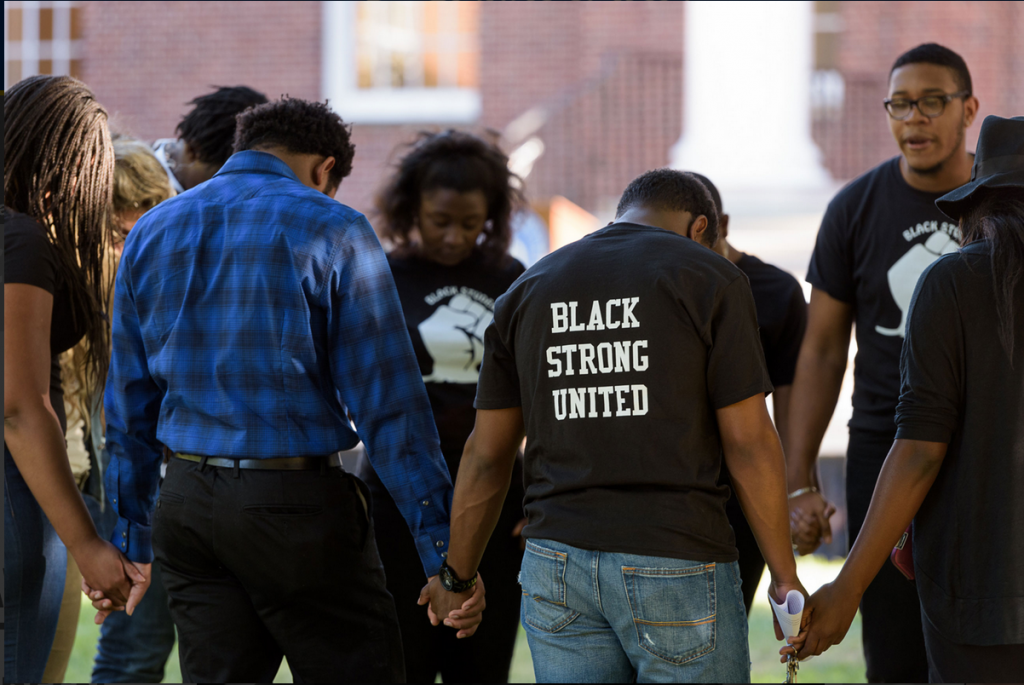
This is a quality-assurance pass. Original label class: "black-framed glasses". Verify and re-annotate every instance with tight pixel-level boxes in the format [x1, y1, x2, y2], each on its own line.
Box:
[884, 91, 969, 120]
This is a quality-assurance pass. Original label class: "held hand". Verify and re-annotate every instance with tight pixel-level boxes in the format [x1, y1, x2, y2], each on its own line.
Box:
[790, 506, 823, 556]
[81, 560, 152, 624]
[418, 572, 487, 638]
[769, 576, 810, 662]
[799, 580, 861, 658]
[71, 537, 137, 607]
[788, 492, 836, 552]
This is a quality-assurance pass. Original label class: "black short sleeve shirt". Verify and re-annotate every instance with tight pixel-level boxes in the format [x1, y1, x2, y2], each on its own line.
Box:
[736, 254, 807, 388]
[3, 208, 88, 433]
[807, 157, 961, 433]
[476, 223, 773, 562]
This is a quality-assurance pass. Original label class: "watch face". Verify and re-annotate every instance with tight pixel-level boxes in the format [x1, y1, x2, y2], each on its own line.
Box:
[439, 564, 455, 591]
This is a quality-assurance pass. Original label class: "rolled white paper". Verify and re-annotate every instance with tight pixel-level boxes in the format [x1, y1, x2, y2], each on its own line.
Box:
[770, 589, 813, 661]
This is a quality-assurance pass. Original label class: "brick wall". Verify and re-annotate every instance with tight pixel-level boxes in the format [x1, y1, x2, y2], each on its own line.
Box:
[818, 1, 1024, 180]
[72, 1, 1019, 216]
[480, 2, 684, 214]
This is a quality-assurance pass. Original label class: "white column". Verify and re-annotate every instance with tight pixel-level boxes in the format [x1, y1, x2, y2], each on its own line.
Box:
[671, 1, 831, 192]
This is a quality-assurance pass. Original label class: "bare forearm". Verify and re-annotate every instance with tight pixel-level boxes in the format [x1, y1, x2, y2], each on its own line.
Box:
[772, 385, 793, 456]
[786, 350, 846, 490]
[838, 439, 945, 595]
[725, 425, 798, 583]
[446, 432, 517, 580]
[5, 407, 99, 555]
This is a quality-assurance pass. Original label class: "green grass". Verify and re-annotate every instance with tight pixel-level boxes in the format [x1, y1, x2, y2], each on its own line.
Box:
[65, 557, 863, 683]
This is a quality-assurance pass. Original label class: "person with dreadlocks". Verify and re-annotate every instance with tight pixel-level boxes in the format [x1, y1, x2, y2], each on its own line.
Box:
[357, 130, 527, 683]
[152, 85, 268, 192]
[4, 75, 148, 684]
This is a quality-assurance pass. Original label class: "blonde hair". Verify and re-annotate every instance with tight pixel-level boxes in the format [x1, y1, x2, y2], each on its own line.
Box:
[62, 135, 176, 438]
[112, 137, 176, 214]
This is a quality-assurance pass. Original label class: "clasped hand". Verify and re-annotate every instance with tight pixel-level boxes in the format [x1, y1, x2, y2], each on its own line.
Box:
[419, 572, 487, 639]
[789, 491, 837, 555]
[74, 536, 151, 624]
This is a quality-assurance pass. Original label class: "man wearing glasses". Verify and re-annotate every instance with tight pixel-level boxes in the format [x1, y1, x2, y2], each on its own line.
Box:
[785, 43, 978, 682]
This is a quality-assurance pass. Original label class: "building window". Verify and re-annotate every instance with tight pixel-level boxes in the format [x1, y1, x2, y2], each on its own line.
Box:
[323, 0, 481, 124]
[4, 0, 83, 90]
[811, 0, 844, 112]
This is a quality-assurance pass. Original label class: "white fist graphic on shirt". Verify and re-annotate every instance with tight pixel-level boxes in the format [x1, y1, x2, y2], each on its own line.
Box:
[419, 293, 494, 383]
[875, 231, 958, 337]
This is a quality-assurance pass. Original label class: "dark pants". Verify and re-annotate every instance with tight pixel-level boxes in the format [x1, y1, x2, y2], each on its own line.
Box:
[152, 458, 405, 683]
[847, 428, 929, 683]
[368, 457, 525, 683]
[921, 608, 1024, 683]
[724, 491, 766, 615]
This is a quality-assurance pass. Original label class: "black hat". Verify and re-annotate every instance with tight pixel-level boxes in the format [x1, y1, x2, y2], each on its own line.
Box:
[936, 115, 1024, 221]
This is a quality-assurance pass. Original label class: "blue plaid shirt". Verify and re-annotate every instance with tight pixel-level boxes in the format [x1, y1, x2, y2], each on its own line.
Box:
[105, 151, 454, 575]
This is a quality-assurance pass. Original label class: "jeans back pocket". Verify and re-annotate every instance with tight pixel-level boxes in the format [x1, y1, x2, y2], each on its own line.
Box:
[520, 541, 580, 633]
[622, 562, 716, 665]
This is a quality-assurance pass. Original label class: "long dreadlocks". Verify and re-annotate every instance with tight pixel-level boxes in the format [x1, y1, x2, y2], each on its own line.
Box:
[4, 75, 115, 394]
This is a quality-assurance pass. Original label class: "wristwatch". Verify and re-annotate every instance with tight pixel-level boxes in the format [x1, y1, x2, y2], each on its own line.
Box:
[439, 560, 477, 593]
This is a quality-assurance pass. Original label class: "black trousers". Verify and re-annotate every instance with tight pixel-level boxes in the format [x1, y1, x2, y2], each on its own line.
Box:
[846, 428, 929, 683]
[152, 458, 405, 683]
[368, 458, 525, 684]
[921, 607, 1024, 683]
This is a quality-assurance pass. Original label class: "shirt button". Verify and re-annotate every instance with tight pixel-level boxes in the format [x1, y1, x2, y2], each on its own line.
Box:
[435, 540, 445, 548]
[421, 500, 430, 506]
[113, 498, 117, 504]
[441, 551, 448, 558]
[122, 532, 127, 538]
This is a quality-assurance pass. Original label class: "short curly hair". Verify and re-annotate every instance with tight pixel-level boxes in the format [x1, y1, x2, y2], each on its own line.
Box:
[176, 85, 268, 167]
[376, 130, 523, 264]
[233, 97, 355, 189]
[615, 168, 720, 247]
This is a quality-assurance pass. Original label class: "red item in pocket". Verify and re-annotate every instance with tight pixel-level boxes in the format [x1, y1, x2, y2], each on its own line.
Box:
[891, 523, 915, 580]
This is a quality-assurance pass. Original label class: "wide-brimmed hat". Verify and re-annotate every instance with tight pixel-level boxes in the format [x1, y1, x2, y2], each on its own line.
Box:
[936, 115, 1024, 221]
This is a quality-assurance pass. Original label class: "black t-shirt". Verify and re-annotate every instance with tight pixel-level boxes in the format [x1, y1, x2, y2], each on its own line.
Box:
[3, 208, 89, 433]
[808, 157, 962, 434]
[387, 250, 525, 461]
[895, 240, 1024, 646]
[736, 254, 807, 388]
[476, 222, 773, 563]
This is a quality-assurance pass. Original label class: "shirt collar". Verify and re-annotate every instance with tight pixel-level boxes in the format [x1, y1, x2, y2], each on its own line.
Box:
[214, 150, 303, 184]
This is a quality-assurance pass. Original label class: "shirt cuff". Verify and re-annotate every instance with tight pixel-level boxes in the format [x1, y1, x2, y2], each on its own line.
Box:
[111, 516, 154, 564]
[412, 519, 451, 579]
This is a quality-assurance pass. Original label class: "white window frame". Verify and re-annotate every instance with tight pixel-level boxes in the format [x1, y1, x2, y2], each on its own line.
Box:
[321, 1, 481, 125]
[4, 0, 82, 89]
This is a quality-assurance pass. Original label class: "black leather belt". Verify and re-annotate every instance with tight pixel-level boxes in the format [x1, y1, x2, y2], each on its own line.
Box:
[174, 452, 343, 471]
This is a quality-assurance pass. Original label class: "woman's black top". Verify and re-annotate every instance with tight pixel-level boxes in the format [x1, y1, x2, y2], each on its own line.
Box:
[4, 207, 89, 433]
[896, 239, 1024, 646]
[359, 249, 525, 494]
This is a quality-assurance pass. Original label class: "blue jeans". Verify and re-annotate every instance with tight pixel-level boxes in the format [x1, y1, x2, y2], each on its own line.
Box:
[91, 560, 177, 683]
[4, 444, 68, 683]
[520, 539, 750, 683]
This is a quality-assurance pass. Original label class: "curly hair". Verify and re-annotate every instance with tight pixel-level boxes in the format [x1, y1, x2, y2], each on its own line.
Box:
[376, 130, 524, 264]
[615, 168, 720, 247]
[5, 75, 115, 394]
[233, 97, 355, 189]
[176, 85, 268, 167]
